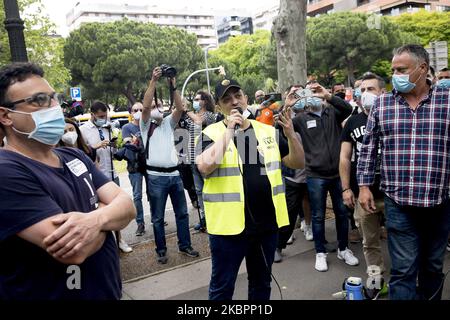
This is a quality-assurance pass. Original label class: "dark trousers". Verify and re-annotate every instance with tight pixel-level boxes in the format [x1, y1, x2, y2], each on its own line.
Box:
[278, 180, 307, 249]
[178, 163, 198, 204]
[209, 232, 278, 300]
[385, 196, 450, 300]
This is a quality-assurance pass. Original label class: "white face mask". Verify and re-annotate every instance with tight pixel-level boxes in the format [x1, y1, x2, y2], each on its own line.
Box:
[150, 108, 163, 121]
[361, 92, 378, 112]
[61, 131, 78, 146]
[133, 111, 142, 121]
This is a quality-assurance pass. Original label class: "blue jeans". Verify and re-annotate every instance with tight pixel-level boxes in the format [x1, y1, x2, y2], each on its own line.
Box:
[306, 177, 349, 253]
[209, 232, 278, 300]
[147, 174, 191, 254]
[128, 172, 145, 225]
[384, 196, 450, 300]
[191, 164, 205, 219]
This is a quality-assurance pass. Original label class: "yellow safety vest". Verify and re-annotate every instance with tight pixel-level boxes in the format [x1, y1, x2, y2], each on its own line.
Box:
[200, 120, 289, 235]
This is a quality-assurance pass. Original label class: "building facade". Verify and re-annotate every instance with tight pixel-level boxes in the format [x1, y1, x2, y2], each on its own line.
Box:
[66, 1, 218, 48]
[216, 16, 253, 44]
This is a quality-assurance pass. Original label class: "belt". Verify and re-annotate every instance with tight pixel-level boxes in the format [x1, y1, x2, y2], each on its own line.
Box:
[146, 165, 179, 173]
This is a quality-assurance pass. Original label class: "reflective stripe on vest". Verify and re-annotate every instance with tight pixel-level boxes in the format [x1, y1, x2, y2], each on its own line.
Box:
[272, 184, 285, 196]
[203, 193, 241, 202]
[207, 167, 241, 178]
[266, 161, 281, 172]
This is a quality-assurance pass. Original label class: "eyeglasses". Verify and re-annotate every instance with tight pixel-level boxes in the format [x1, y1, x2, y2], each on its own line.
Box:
[4, 92, 58, 109]
[132, 108, 143, 113]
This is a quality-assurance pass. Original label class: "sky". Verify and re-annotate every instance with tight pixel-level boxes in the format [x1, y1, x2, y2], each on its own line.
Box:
[40, 0, 279, 36]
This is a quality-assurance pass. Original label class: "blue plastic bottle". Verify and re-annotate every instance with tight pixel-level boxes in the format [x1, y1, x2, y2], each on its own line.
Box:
[345, 277, 364, 300]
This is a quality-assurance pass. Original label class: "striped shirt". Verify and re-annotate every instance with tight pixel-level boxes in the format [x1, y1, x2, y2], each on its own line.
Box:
[357, 85, 450, 207]
[185, 111, 216, 163]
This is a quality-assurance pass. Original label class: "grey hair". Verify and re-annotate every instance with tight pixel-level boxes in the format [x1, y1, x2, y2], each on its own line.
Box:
[393, 44, 429, 68]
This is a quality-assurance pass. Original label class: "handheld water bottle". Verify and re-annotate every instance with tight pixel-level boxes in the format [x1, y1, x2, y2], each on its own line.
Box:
[345, 277, 364, 300]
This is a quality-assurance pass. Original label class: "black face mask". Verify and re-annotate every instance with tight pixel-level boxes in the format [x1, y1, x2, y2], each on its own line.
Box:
[335, 92, 346, 100]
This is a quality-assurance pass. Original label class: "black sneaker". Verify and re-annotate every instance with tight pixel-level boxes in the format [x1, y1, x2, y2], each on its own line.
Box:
[179, 246, 200, 258]
[135, 223, 145, 236]
[157, 252, 168, 264]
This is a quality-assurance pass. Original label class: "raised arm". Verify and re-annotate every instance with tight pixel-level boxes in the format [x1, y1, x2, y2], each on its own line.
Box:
[142, 67, 162, 124]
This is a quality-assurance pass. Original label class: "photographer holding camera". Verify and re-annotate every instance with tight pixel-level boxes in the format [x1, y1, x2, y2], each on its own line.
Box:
[141, 66, 199, 264]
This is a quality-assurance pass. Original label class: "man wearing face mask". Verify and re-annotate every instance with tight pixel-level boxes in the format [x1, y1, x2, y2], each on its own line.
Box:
[358, 44, 450, 300]
[80, 101, 133, 253]
[292, 81, 358, 272]
[0, 62, 136, 299]
[120, 102, 148, 236]
[340, 72, 387, 295]
[437, 67, 450, 89]
[141, 66, 200, 264]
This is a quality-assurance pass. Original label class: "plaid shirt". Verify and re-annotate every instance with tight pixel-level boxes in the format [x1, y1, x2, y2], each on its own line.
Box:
[357, 85, 450, 207]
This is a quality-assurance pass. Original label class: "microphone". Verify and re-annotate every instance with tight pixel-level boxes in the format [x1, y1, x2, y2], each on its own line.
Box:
[234, 106, 243, 133]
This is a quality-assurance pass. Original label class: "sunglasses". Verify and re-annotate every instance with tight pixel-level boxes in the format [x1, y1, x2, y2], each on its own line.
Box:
[4, 92, 58, 109]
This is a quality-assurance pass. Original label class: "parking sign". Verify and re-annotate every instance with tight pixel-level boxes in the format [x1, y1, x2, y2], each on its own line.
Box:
[70, 87, 82, 101]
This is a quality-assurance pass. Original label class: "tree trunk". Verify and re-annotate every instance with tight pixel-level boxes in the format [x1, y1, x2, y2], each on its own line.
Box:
[273, 0, 307, 93]
[122, 82, 137, 105]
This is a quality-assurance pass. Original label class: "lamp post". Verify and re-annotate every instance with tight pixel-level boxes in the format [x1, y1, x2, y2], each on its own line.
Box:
[3, 0, 28, 62]
[181, 66, 225, 100]
[204, 44, 216, 94]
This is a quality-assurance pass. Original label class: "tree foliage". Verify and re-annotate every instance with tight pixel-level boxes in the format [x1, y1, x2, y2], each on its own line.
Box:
[306, 12, 419, 86]
[391, 9, 450, 47]
[208, 30, 276, 100]
[64, 19, 203, 106]
[0, 0, 71, 92]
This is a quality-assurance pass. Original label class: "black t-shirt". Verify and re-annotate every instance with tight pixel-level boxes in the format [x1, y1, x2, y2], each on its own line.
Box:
[197, 122, 289, 235]
[341, 112, 381, 197]
[0, 147, 122, 300]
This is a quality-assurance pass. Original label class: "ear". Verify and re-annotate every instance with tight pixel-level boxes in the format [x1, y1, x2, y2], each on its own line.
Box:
[0, 107, 13, 127]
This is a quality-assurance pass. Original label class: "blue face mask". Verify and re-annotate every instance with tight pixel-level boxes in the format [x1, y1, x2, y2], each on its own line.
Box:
[306, 97, 323, 109]
[354, 87, 362, 100]
[392, 66, 422, 93]
[193, 101, 201, 112]
[437, 79, 450, 89]
[94, 118, 107, 127]
[292, 99, 305, 111]
[10, 105, 65, 145]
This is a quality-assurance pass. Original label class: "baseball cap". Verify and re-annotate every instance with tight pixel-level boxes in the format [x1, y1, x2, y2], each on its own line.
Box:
[215, 79, 241, 102]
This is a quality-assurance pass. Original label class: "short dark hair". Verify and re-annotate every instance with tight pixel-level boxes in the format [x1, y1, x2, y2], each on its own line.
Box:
[360, 72, 386, 89]
[196, 90, 215, 113]
[0, 62, 44, 107]
[285, 84, 304, 94]
[91, 101, 109, 113]
[393, 44, 430, 68]
[439, 67, 449, 72]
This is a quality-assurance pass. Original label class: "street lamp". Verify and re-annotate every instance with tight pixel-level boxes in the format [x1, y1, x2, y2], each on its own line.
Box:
[181, 66, 225, 100]
[3, 0, 28, 62]
[204, 44, 216, 94]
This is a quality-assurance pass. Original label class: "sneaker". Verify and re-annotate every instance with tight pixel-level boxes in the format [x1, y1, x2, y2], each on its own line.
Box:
[300, 220, 306, 232]
[135, 223, 145, 236]
[348, 228, 362, 243]
[157, 252, 168, 264]
[194, 218, 207, 232]
[274, 248, 282, 263]
[447, 240, 450, 252]
[286, 233, 296, 245]
[179, 246, 200, 258]
[337, 248, 359, 266]
[118, 239, 133, 253]
[315, 253, 328, 272]
[304, 224, 313, 241]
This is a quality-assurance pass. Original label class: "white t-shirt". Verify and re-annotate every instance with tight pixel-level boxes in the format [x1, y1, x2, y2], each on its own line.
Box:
[140, 114, 179, 176]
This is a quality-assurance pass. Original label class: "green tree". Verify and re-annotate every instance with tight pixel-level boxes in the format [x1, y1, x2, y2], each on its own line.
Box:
[306, 12, 419, 86]
[391, 9, 450, 46]
[64, 19, 203, 106]
[0, 0, 71, 92]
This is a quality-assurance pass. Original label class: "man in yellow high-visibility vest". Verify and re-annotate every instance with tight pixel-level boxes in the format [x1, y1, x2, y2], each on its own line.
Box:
[196, 79, 304, 300]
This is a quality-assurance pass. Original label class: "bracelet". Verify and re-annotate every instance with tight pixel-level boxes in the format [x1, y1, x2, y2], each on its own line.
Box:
[342, 188, 351, 193]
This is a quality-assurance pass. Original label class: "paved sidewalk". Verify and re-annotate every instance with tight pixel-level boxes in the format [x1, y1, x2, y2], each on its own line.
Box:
[122, 219, 450, 300]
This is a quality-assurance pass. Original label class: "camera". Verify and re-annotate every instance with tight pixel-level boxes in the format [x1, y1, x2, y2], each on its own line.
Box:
[262, 93, 282, 106]
[160, 64, 177, 78]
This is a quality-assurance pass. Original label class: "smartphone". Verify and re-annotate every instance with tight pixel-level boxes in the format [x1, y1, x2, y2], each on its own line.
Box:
[294, 88, 313, 99]
[263, 93, 282, 102]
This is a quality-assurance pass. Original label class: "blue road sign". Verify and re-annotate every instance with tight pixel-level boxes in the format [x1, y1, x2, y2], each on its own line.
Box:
[70, 87, 82, 101]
